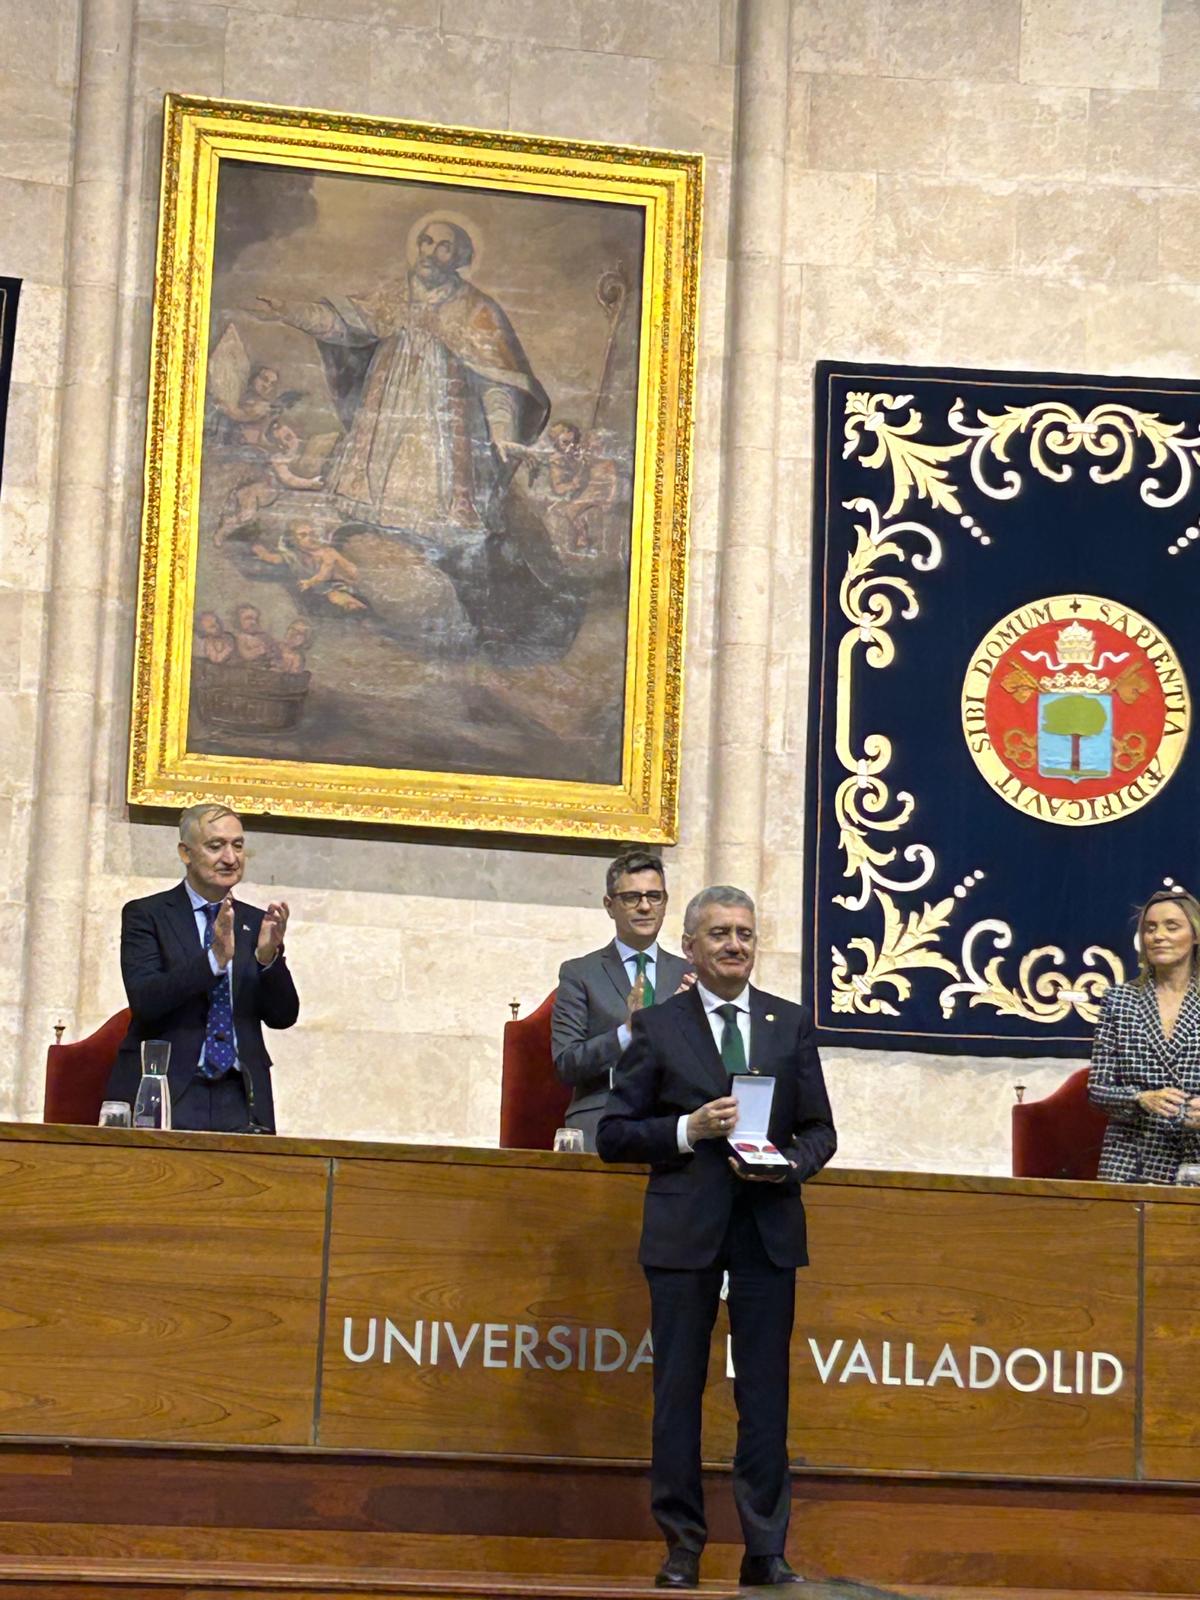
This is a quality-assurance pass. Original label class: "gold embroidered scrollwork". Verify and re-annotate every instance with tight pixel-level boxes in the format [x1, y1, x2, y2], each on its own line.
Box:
[939, 924, 1124, 1025]
[948, 399, 1200, 513]
[829, 391, 1137, 1027]
[829, 494, 965, 1012]
[843, 391, 969, 518]
[831, 892, 959, 1017]
[842, 391, 1200, 538]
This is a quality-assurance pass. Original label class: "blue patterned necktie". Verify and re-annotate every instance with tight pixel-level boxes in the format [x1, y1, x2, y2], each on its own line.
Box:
[201, 902, 236, 1079]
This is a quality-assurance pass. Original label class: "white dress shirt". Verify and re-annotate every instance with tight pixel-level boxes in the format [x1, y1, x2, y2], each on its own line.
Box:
[185, 880, 231, 975]
[677, 982, 752, 1153]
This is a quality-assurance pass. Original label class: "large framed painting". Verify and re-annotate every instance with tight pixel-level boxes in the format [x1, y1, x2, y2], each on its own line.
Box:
[128, 96, 701, 839]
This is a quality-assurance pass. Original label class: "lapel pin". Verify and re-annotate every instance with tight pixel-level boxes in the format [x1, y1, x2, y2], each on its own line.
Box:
[765, 1013, 775, 1022]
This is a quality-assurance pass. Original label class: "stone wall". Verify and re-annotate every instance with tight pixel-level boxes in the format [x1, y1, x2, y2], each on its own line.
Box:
[0, 0, 1191, 1170]
[769, 0, 1200, 1169]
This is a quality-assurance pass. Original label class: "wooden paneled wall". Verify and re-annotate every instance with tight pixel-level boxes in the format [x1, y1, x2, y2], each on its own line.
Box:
[0, 1124, 1193, 1480]
[0, 1124, 1196, 1593]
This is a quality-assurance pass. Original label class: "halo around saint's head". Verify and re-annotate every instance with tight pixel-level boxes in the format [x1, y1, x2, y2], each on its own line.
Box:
[405, 209, 483, 275]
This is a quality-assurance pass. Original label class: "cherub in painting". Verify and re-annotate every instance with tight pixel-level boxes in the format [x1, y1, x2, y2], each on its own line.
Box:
[233, 604, 278, 665]
[213, 420, 326, 545]
[206, 324, 303, 449]
[275, 618, 313, 674]
[194, 610, 236, 665]
[251, 521, 370, 615]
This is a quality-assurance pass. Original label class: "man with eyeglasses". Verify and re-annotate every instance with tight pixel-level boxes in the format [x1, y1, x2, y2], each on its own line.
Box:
[551, 849, 692, 1152]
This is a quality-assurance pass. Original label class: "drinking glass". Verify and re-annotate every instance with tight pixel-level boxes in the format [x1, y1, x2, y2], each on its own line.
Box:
[552, 1127, 585, 1154]
[141, 1039, 171, 1075]
[1175, 1162, 1200, 1186]
[98, 1101, 131, 1128]
[134, 1040, 172, 1130]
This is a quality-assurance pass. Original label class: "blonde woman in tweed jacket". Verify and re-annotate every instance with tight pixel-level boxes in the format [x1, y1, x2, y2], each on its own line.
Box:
[1088, 888, 1200, 1183]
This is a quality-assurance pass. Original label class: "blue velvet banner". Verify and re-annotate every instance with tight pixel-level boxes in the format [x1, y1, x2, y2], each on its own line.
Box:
[0, 278, 20, 494]
[805, 361, 1200, 1057]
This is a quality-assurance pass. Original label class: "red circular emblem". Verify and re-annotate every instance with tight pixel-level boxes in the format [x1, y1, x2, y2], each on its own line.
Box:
[962, 597, 1190, 826]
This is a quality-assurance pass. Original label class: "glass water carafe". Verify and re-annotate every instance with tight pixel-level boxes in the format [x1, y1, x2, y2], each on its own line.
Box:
[133, 1039, 172, 1130]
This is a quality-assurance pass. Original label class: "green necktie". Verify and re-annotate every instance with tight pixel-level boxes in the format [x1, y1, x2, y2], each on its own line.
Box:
[634, 951, 655, 1006]
[716, 1002, 746, 1075]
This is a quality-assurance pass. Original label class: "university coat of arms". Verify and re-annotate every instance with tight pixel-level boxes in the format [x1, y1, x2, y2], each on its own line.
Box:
[963, 600, 1188, 826]
[807, 361, 1200, 1056]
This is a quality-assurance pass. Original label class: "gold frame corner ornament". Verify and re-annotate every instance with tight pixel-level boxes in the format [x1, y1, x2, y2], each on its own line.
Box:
[127, 95, 703, 840]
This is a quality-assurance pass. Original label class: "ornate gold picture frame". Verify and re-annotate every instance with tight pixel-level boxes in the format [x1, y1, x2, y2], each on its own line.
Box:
[128, 96, 701, 839]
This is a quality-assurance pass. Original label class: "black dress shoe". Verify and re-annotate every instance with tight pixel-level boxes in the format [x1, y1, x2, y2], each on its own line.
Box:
[655, 1547, 700, 1588]
[739, 1553, 805, 1586]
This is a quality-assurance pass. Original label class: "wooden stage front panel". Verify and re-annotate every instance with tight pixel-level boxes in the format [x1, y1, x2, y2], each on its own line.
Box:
[319, 1156, 653, 1457]
[797, 1184, 1137, 1479]
[0, 1136, 328, 1446]
[319, 1157, 1140, 1482]
[0, 1123, 1185, 1488]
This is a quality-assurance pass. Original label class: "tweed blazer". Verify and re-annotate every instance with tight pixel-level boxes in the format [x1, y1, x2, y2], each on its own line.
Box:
[1088, 979, 1200, 1183]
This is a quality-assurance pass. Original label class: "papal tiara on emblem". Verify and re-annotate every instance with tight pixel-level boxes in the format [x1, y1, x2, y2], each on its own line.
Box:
[1056, 620, 1096, 665]
[1036, 622, 1109, 691]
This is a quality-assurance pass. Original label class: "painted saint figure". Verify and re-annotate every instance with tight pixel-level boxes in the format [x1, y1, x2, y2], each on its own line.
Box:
[253, 215, 550, 550]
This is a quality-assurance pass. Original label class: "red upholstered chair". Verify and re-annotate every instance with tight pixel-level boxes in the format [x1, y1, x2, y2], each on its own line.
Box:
[500, 990, 572, 1150]
[1011, 1066, 1108, 1181]
[44, 1009, 131, 1125]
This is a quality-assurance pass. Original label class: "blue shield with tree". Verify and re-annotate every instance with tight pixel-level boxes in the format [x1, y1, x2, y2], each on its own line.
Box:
[1037, 690, 1113, 781]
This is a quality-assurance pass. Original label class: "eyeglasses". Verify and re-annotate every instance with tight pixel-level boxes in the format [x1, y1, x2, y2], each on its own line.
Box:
[611, 890, 666, 907]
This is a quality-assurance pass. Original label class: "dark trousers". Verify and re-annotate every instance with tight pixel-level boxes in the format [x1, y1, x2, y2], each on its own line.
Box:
[172, 1073, 253, 1132]
[644, 1197, 795, 1557]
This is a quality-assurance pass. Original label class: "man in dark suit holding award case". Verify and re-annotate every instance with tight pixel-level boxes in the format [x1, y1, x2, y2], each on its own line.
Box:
[552, 849, 691, 1151]
[106, 803, 299, 1133]
[597, 886, 836, 1590]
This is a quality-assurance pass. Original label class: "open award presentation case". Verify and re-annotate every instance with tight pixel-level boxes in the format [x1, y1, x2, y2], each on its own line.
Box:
[727, 1074, 788, 1171]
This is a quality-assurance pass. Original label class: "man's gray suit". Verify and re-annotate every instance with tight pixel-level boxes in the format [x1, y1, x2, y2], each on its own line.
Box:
[551, 942, 689, 1151]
